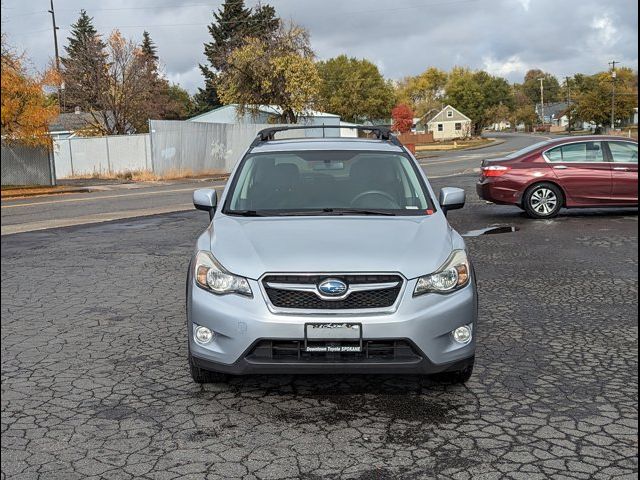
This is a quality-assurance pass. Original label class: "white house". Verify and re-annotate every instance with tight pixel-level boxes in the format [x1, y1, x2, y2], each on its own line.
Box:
[490, 120, 512, 131]
[426, 105, 472, 140]
[188, 105, 341, 136]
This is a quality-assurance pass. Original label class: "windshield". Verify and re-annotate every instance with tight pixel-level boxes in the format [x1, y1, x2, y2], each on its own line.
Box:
[505, 140, 551, 159]
[223, 150, 433, 216]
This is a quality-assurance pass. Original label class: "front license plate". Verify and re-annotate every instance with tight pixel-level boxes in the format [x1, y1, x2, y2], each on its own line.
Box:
[304, 323, 362, 352]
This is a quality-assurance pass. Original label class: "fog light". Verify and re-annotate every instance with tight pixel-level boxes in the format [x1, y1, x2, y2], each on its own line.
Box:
[194, 325, 214, 345]
[452, 325, 472, 344]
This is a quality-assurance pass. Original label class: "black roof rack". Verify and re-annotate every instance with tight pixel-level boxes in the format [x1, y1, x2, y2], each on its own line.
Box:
[250, 125, 403, 147]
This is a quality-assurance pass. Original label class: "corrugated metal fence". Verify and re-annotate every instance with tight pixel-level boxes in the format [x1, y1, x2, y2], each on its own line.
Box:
[51, 123, 281, 179]
[53, 134, 151, 178]
[1, 143, 55, 186]
[149, 120, 279, 175]
[10, 121, 309, 182]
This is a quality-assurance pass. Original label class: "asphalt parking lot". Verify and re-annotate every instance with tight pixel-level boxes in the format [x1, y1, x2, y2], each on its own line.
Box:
[1, 172, 638, 479]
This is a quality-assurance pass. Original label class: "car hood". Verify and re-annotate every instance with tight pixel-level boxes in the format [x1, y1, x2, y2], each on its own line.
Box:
[209, 215, 455, 280]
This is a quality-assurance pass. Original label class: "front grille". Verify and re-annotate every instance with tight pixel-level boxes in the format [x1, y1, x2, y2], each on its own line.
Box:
[262, 274, 403, 310]
[247, 340, 421, 363]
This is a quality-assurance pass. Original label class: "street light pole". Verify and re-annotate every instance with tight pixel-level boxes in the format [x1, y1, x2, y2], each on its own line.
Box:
[538, 78, 545, 127]
[609, 61, 619, 130]
[565, 76, 572, 134]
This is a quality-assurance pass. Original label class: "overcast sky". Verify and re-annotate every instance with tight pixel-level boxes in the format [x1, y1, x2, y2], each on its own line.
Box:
[2, 0, 638, 93]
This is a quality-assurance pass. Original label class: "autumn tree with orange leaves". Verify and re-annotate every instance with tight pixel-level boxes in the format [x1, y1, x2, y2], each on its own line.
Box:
[1, 36, 59, 146]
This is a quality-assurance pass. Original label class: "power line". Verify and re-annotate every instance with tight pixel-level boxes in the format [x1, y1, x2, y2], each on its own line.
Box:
[5, 0, 479, 26]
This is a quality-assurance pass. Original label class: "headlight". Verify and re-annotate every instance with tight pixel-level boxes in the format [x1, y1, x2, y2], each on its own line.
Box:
[414, 250, 470, 296]
[194, 251, 252, 297]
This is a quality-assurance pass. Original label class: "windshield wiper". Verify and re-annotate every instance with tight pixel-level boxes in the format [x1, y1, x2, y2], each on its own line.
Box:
[327, 208, 396, 216]
[273, 208, 396, 217]
[226, 210, 265, 217]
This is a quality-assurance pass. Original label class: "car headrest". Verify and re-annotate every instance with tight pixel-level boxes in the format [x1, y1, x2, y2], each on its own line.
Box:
[272, 163, 300, 186]
[350, 157, 396, 182]
[253, 157, 276, 182]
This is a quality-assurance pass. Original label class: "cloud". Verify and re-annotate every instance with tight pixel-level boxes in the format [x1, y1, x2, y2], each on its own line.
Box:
[1, 0, 637, 93]
[483, 55, 529, 78]
[591, 14, 617, 46]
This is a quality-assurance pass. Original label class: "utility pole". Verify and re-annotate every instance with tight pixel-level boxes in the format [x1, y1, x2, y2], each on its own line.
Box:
[609, 60, 619, 130]
[48, 0, 62, 104]
[538, 77, 545, 127]
[565, 76, 572, 134]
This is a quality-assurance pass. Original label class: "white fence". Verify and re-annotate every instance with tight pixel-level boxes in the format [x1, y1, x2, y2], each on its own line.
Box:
[53, 134, 151, 178]
[51, 121, 338, 179]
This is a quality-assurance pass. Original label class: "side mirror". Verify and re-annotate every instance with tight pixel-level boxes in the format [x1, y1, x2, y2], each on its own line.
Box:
[439, 187, 465, 215]
[193, 188, 217, 221]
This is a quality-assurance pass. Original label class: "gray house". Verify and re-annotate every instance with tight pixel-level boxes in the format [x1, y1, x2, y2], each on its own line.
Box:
[426, 105, 472, 140]
[48, 110, 131, 139]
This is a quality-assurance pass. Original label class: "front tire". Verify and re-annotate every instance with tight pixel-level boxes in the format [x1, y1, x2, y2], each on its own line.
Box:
[523, 182, 563, 219]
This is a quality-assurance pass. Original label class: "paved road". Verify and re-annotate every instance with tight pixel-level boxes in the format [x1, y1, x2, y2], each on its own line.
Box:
[417, 132, 551, 178]
[0, 133, 548, 235]
[1, 173, 637, 479]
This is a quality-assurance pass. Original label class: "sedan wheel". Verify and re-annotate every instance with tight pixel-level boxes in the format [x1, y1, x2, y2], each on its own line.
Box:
[524, 183, 563, 219]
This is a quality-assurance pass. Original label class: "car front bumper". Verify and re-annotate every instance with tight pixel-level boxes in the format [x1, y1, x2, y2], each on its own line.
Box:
[187, 275, 478, 375]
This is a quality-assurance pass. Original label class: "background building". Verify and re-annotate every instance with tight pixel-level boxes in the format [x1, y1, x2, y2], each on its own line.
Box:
[426, 105, 472, 140]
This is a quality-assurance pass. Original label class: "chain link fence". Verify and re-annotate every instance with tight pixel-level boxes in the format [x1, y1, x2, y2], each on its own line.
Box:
[1, 142, 55, 186]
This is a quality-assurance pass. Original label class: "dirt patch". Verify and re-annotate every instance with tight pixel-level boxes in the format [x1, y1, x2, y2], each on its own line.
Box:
[65, 168, 229, 182]
[1, 185, 89, 198]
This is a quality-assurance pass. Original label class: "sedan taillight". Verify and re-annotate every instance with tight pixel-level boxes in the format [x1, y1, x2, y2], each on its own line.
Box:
[481, 165, 511, 177]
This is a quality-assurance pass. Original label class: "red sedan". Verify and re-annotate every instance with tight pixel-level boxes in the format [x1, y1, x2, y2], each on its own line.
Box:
[477, 136, 638, 218]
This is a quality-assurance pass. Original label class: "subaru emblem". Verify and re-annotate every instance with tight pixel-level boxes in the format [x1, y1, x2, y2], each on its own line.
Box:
[317, 279, 348, 297]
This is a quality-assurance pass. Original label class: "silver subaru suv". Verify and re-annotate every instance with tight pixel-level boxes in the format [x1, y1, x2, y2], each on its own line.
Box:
[187, 126, 477, 384]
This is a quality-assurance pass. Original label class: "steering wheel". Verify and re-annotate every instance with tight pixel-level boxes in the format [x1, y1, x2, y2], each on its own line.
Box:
[350, 190, 400, 209]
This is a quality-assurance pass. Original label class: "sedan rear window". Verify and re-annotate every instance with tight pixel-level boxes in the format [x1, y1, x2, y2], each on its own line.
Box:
[505, 141, 550, 159]
[546, 142, 605, 163]
[224, 151, 433, 216]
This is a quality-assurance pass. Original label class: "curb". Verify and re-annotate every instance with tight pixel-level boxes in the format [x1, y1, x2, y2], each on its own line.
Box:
[460, 138, 507, 151]
[1, 187, 92, 200]
[416, 138, 506, 158]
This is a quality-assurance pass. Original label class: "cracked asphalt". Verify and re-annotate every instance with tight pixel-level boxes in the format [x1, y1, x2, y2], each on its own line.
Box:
[1, 175, 638, 479]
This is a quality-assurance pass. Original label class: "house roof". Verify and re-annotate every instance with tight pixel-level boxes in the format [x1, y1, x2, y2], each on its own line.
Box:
[426, 105, 472, 124]
[536, 102, 572, 119]
[189, 104, 339, 122]
[49, 112, 96, 133]
[49, 111, 116, 133]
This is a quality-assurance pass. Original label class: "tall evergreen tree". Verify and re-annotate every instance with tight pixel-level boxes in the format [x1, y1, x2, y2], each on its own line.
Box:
[64, 10, 101, 59]
[141, 31, 158, 62]
[60, 10, 107, 113]
[194, 0, 279, 113]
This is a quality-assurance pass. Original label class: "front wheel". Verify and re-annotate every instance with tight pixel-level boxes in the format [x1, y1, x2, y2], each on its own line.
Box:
[523, 182, 563, 219]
